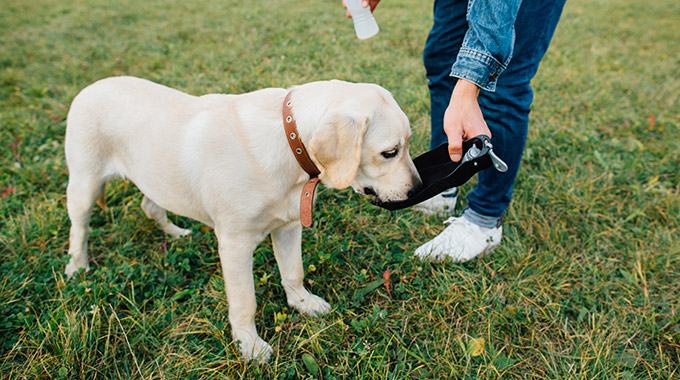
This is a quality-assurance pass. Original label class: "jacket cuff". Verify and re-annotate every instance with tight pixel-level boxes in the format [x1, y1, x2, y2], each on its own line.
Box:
[449, 47, 506, 92]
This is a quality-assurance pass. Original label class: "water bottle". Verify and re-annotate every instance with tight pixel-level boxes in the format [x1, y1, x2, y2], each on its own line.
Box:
[345, 0, 379, 40]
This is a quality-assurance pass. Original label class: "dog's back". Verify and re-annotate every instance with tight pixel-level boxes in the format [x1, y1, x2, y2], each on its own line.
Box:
[65, 76, 197, 174]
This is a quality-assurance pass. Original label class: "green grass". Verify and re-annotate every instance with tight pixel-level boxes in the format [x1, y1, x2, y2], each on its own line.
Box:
[1, 0, 679, 378]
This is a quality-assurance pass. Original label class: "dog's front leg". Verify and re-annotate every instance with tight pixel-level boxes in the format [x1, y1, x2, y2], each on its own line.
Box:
[216, 233, 273, 362]
[271, 222, 331, 316]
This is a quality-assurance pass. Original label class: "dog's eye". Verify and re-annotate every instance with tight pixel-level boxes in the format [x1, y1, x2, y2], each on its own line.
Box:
[381, 148, 399, 159]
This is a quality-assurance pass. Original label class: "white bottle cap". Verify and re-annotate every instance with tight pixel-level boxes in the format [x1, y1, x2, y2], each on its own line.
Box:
[345, 0, 379, 40]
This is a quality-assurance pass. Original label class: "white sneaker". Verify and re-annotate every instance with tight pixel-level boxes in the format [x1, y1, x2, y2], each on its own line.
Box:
[415, 216, 502, 261]
[412, 188, 459, 216]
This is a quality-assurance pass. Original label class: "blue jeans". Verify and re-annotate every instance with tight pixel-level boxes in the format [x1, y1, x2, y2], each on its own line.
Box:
[423, 0, 566, 228]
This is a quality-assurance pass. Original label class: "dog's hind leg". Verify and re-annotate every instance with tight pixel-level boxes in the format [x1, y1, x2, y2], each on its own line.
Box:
[271, 222, 331, 316]
[141, 196, 191, 238]
[65, 174, 106, 277]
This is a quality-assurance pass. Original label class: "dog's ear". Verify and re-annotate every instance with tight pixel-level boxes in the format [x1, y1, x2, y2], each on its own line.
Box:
[309, 115, 369, 189]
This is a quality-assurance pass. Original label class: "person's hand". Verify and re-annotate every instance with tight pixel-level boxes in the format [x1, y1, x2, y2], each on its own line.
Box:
[343, 0, 380, 18]
[443, 79, 492, 162]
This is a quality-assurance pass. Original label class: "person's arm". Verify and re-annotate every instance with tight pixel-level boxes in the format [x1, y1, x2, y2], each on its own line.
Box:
[446, 0, 523, 161]
[451, 0, 522, 91]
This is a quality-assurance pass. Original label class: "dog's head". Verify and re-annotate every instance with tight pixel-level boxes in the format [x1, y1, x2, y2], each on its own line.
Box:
[294, 80, 422, 204]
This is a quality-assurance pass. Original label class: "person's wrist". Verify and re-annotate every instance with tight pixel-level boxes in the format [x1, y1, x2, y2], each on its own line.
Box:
[453, 78, 480, 100]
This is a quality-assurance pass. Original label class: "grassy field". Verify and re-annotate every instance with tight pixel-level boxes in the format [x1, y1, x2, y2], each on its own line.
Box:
[1, 0, 679, 378]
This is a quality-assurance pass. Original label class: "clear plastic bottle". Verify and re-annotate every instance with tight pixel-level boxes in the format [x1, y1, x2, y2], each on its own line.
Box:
[345, 0, 379, 40]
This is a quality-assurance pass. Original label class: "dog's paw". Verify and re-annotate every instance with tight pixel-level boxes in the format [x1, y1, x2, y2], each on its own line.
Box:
[237, 335, 273, 363]
[64, 263, 90, 278]
[166, 224, 192, 239]
[289, 292, 331, 316]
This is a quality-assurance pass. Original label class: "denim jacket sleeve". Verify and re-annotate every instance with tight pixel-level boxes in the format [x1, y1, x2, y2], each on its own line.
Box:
[450, 0, 523, 92]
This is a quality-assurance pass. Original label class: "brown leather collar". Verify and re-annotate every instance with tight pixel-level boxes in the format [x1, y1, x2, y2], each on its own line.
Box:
[283, 91, 321, 228]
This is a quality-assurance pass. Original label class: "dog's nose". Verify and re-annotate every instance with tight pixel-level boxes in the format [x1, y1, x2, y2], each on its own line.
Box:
[363, 187, 376, 196]
[407, 181, 423, 198]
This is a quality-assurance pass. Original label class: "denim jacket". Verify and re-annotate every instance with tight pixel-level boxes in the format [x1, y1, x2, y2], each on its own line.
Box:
[450, 0, 523, 92]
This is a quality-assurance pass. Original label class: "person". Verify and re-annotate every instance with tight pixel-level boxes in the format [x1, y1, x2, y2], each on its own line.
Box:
[346, 0, 566, 261]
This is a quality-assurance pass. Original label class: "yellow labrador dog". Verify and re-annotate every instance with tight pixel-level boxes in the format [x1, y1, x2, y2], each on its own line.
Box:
[64, 76, 421, 362]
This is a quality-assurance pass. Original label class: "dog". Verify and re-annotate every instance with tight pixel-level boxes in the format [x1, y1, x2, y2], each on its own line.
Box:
[64, 76, 422, 362]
